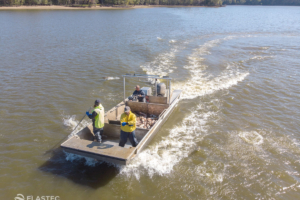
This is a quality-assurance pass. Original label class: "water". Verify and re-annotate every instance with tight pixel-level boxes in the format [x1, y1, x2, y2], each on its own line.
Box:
[1, 6, 300, 200]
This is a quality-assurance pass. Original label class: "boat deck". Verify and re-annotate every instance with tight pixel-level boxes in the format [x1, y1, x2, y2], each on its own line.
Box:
[61, 85, 182, 165]
[63, 137, 135, 164]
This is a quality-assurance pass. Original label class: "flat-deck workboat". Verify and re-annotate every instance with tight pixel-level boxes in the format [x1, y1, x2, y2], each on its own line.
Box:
[61, 74, 181, 165]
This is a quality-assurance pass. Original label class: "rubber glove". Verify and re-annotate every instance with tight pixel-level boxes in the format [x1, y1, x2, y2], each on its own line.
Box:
[86, 111, 90, 117]
[122, 122, 128, 126]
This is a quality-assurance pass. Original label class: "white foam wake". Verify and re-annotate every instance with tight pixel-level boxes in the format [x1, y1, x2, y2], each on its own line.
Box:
[106, 77, 120, 80]
[238, 131, 264, 145]
[119, 104, 216, 179]
[122, 37, 250, 178]
[174, 37, 249, 99]
[64, 151, 100, 167]
[250, 55, 274, 60]
[177, 63, 249, 99]
[140, 47, 178, 77]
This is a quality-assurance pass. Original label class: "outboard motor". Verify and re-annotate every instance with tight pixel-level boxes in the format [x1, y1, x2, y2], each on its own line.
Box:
[128, 95, 138, 101]
[157, 83, 166, 97]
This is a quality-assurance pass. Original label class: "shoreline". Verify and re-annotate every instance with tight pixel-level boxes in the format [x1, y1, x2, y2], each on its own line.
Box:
[0, 5, 214, 10]
[0, 4, 298, 10]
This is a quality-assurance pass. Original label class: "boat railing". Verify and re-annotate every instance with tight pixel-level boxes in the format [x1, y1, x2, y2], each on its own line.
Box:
[122, 74, 172, 105]
[158, 109, 167, 119]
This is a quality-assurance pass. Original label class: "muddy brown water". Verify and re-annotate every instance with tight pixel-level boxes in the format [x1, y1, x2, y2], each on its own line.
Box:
[1, 6, 300, 200]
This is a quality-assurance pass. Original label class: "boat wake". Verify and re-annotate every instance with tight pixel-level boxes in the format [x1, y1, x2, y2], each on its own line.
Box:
[119, 103, 218, 179]
[238, 131, 264, 145]
[176, 62, 249, 100]
[140, 47, 178, 77]
[250, 55, 274, 60]
[62, 36, 250, 177]
[174, 36, 249, 99]
[118, 36, 250, 178]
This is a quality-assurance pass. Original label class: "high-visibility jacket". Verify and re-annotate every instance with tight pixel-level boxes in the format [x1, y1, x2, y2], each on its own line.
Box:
[120, 111, 136, 132]
[93, 104, 104, 129]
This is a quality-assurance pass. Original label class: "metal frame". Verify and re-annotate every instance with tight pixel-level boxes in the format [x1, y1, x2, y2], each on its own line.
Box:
[122, 74, 172, 104]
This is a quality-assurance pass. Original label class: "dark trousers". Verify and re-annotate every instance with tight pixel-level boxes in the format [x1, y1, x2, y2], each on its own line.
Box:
[138, 97, 145, 102]
[119, 130, 139, 147]
[93, 127, 103, 141]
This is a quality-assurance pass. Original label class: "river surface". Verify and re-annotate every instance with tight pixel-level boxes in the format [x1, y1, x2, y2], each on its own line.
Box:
[1, 5, 300, 200]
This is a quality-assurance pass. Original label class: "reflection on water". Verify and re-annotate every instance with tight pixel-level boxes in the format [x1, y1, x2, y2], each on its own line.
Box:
[39, 150, 118, 189]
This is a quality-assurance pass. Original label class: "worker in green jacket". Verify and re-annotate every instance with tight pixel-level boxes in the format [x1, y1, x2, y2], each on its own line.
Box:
[119, 106, 138, 147]
[86, 99, 105, 143]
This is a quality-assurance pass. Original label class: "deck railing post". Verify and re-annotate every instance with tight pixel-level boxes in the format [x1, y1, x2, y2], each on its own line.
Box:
[123, 76, 126, 103]
[155, 79, 157, 96]
[169, 79, 171, 105]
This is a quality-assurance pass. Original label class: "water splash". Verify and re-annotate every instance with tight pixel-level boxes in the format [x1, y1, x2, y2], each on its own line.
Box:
[250, 55, 274, 60]
[195, 161, 226, 183]
[174, 37, 249, 99]
[63, 115, 78, 128]
[62, 114, 90, 138]
[64, 151, 100, 167]
[238, 131, 264, 145]
[119, 103, 217, 179]
[106, 77, 120, 80]
[140, 48, 178, 77]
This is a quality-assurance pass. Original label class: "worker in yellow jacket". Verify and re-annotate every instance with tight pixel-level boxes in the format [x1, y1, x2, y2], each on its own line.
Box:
[119, 106, 139, 147]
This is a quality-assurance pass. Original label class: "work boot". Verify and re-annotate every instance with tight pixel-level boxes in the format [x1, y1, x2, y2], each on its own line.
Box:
[95, 133, 102, 143]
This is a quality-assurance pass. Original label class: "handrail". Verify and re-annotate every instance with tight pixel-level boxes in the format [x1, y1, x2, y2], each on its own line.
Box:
[123, 73, 172, 104]
[159, 109, 167, 119]
[122, 74, 172, 80]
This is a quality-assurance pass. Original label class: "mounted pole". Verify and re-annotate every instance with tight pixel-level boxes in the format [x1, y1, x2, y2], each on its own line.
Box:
[169, 79, 171, 105]
[123, 76, 126, 103]
[155, 79, 157, 96]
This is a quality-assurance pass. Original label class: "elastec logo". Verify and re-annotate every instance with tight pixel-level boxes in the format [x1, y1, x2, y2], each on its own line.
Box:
[15, 194, 25, 200]
[14, 194, 60, 200]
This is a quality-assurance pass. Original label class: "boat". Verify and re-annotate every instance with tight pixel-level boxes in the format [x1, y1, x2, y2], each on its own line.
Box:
[61, 74, 182, 165]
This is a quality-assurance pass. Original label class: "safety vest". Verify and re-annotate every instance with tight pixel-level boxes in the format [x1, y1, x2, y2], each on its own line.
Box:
[93, 104, 104, 128]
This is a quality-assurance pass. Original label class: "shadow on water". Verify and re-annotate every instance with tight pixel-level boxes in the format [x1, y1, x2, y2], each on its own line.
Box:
[39, 148, 119, 189]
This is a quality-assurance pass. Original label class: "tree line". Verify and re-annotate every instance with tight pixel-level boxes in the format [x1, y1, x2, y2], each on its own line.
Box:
[223, 0, 300, 5]
[0, 0, 299, 7]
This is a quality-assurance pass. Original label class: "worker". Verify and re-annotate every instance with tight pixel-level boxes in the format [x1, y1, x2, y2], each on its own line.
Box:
[145, 95, 150, 103]
[119, 106, 139, 147]
[86, 99, 104, 143]
[133, 85, 145, 102]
